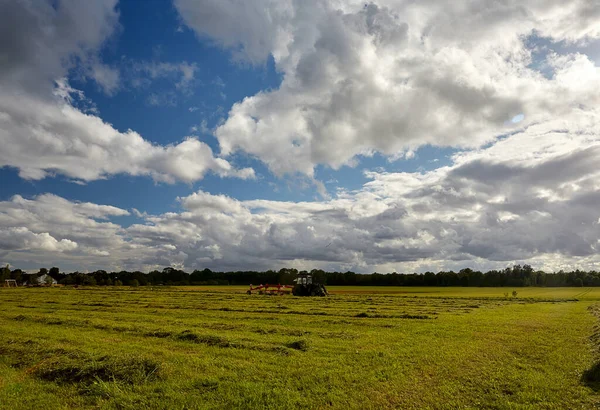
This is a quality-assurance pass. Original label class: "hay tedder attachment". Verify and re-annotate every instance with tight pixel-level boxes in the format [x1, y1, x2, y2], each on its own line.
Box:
[247, 273, 328, 297]
[247, 284, 293, 295]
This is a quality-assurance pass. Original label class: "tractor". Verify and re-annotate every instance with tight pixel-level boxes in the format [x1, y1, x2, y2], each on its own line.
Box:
[292, 272, 328, 297]
[247, 272, 328, 296]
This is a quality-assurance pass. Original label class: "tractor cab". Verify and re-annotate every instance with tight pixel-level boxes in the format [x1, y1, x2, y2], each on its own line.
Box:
[292, 272, 327, 296]
[294, 273, 313, 286]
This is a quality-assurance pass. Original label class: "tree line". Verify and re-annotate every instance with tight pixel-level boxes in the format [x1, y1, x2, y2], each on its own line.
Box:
[2, 264, 600, 287]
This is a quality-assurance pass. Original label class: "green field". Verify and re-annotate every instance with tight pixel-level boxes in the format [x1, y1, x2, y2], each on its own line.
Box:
[1, 287, 600, 409]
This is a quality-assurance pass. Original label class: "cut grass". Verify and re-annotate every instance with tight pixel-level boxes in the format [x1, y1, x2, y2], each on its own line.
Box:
[0, 287, 599, 409]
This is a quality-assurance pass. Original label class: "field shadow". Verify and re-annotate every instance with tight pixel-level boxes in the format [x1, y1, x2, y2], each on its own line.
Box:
[582, 362, 600, 391]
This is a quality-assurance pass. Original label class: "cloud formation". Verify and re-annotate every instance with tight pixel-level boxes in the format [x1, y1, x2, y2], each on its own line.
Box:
[3, 116, 600, 273]
[176, 0, 600, 176]
[1, 0, 599, 273]
[0, 0, 253, 183]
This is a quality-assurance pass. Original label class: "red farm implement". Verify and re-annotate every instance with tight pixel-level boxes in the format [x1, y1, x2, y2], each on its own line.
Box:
[247, 284, 293, 295]
[246, 273, 328, 296]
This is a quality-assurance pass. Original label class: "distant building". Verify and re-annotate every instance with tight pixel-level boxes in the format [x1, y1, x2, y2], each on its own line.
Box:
[24, 274, 58, 286]
[38, 274, 58, 285]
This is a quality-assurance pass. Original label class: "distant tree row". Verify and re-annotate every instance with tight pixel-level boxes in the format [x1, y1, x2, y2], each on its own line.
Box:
[3, 264, 600, 287]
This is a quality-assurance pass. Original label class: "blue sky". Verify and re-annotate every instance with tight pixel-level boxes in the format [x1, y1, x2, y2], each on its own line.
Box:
[1, 0, 600, 273]
[0, 0, 456, 222]
[1, 0, 284, 216]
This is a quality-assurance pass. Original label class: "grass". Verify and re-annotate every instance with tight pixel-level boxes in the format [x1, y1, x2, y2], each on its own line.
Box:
[1, 286, 599, 409]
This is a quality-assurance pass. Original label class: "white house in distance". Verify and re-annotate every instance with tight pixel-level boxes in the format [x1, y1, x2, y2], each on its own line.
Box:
[39, 274, 58, 285]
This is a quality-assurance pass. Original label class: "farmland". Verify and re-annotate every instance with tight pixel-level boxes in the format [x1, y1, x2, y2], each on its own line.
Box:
[1, 287, 600, 409]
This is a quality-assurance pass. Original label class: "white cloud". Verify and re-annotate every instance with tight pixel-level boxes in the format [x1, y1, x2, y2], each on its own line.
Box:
[146, 91, 177, 107]
[2, 0, 600, 273]
[87, 61, 121, 95]
[0, 228, 78, 253]
[4, 118, 600, 273]
[0, 194, 126, 265]
[212, 76, 225, 88]
[189, 120, 211, 135]
[0, 0, 120, 95]
[0, 80, 254, 182]
[129, 60, 198, 95]
[175, 0, 600, 177]
[0, 0, 254, 184]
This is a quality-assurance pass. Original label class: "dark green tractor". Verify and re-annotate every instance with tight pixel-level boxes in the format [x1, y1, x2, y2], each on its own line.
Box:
[292, 273, 328, 297]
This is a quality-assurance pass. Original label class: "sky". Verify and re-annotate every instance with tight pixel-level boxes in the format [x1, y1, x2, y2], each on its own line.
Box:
[1, 0, 600, 274]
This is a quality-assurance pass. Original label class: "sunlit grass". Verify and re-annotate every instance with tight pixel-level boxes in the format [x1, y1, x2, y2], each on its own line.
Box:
[1, 287, 599, 409]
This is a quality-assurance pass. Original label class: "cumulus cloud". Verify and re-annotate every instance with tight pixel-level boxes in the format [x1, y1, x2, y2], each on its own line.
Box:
[3, 116, 600, 273]
[0, 0, 253, 183]
[0, 194, 125, 268]
[175, 0, 600, 176]
[122, 119, 600, 272]
[2, 0, 600, 273]
[0, 228, 78, 253]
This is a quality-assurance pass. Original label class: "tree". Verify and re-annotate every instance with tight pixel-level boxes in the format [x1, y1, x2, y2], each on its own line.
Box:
[44, 275, 54, 286]
[49, 267, 60, 277]
[59, 275, 75, 285]
[278, 268, 297, 285]
[38, 268, 48, 275]
[82, 275, 96, 286]
[310, 269, 327, 285]
[0, 265, 10, 282]
[28, 275, 38, 286]
[129, 279, 140, 287]
[10, 269, 23, 283]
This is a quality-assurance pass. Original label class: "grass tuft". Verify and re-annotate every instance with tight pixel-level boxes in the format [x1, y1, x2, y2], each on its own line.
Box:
[36, 355, 161, 385]
[144, 330, 173, 338]
[285, 339, 309, 351]
[175, 331, 231, 347]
